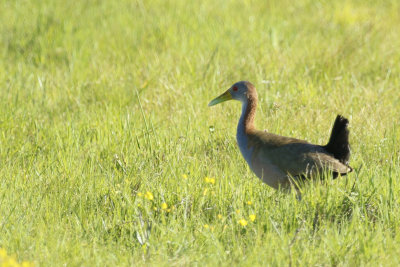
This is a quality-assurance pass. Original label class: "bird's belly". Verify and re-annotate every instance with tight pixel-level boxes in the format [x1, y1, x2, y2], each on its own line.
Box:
[251, 155, 290, 189]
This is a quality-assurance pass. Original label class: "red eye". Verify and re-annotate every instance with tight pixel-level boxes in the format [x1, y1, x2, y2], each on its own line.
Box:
[233, 86, 238, 91]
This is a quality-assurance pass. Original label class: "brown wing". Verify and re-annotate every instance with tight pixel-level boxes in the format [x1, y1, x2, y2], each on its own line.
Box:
[248, 130, 351, 178]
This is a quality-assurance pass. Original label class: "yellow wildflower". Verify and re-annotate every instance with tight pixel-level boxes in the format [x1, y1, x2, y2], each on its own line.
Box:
[238, 219, 248, 227]
[249, 214, 256, 222]
[161, 202, 168, 210]
[217, 214, 223, 220]
[0, 248, 33, 267]
[137, 192, 143, 197]
[22, 262, 34, 267]
[235, 209, 240, 214]
[182, 174, 188, 179]
[144, 191, 154, 200]
[204, 177, 216, 184]
[0, 248, 7, 258]
[203, 224, 209, 229]
[247, 201, 252, 205]
[1, 256, 17, 267]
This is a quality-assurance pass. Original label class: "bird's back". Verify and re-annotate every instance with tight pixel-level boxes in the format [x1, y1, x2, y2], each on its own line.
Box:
[247, 130, 352, 185]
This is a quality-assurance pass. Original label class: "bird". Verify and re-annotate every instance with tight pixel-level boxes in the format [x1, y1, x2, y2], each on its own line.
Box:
[208, 81, 352, 190]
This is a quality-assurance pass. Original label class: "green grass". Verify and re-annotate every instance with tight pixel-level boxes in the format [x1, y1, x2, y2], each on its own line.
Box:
[1, 0, 400, 266]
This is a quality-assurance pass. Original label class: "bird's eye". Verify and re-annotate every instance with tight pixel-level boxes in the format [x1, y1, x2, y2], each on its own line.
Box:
[232, 86, 238, 91]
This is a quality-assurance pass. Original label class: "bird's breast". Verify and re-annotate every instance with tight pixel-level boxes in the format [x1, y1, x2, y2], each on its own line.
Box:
[251, 152, 289, 189]
[236, 128, 254, 168]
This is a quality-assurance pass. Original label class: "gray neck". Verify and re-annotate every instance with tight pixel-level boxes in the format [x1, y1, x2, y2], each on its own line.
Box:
[236, 101, 254, 167]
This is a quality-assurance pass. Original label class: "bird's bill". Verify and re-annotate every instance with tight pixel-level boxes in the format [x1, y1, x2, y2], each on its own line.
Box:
[208, 90, 232, 106]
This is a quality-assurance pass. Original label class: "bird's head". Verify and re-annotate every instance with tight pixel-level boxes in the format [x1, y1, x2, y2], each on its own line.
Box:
[208, 81, 257, 106]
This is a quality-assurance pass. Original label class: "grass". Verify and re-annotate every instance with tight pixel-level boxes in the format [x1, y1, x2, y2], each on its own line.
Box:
[1, 0, 400, 266]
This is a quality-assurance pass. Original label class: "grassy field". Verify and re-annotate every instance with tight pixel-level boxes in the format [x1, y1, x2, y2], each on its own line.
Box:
[1, 0, 400, 266]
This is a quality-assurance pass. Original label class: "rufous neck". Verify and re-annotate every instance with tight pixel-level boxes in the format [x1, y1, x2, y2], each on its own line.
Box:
[239, 95, 257, 133]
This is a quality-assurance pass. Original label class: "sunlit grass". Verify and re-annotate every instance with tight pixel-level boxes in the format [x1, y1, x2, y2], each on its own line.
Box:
[0, 0, 399, 266]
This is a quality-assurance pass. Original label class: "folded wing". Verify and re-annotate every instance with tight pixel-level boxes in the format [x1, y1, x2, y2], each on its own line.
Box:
[249, 131, 352, 179]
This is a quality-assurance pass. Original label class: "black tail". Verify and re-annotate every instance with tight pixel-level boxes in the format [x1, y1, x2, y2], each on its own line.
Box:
[324, 115, 351, 165]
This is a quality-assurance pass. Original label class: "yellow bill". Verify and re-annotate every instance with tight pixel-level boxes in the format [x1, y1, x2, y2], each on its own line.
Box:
[208, 90, 233, 106]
